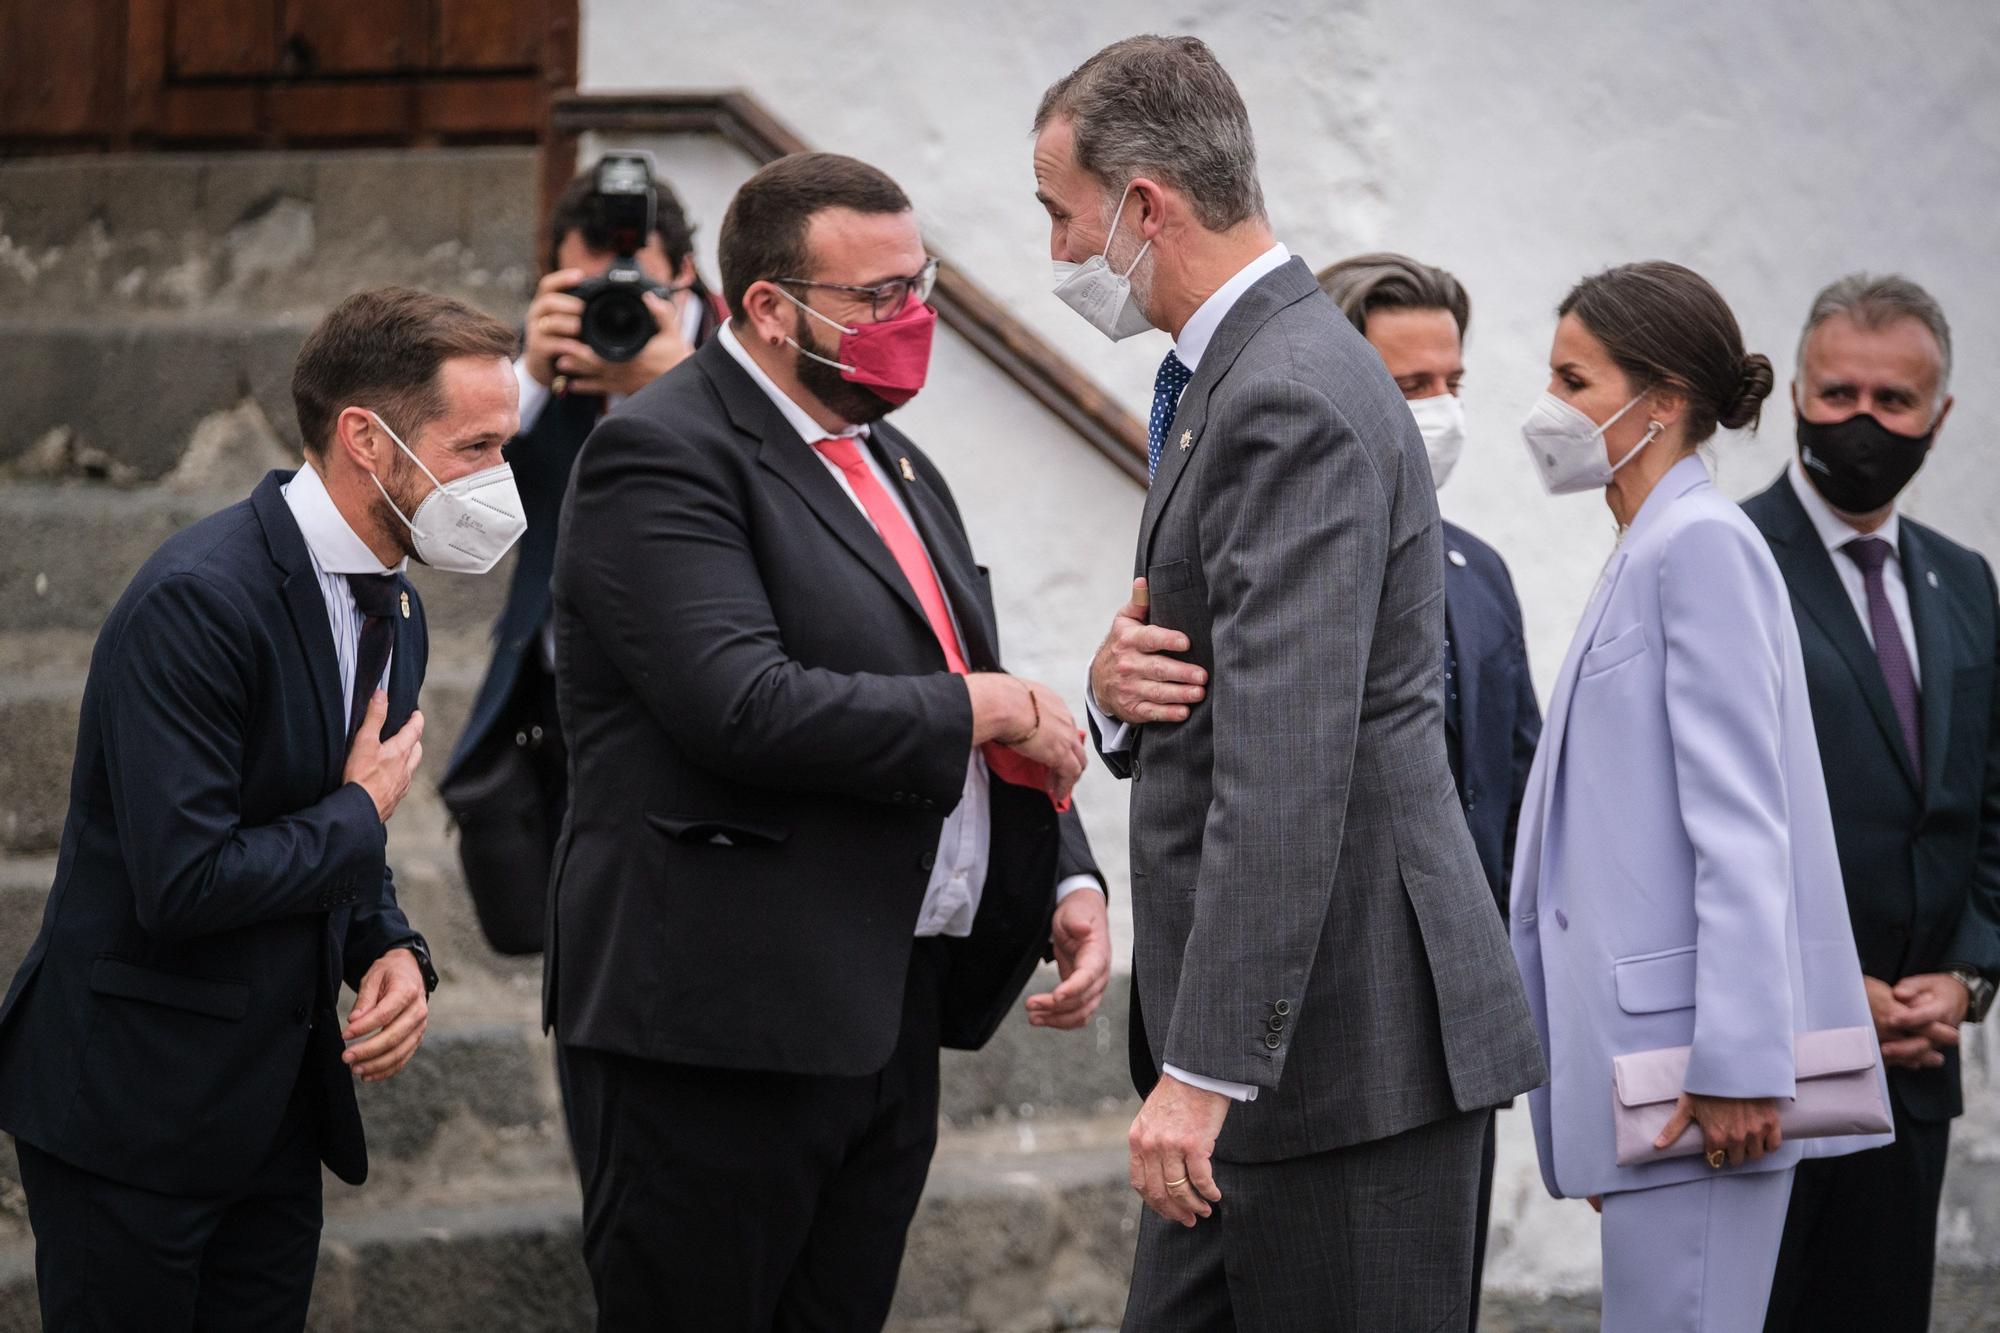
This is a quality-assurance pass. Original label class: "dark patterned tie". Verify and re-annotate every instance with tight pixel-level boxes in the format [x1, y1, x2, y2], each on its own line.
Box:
[1147, 350, 1193, 482]
[345, 573, 401, 742]
[1841, 537, 1921, 772]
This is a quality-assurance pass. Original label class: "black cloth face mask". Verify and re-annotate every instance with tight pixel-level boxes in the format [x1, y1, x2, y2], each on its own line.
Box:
[1797, 409, 1935, 515]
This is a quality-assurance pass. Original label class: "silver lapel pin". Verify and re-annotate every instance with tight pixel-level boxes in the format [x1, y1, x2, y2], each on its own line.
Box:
[1927, 569, 1940, 589]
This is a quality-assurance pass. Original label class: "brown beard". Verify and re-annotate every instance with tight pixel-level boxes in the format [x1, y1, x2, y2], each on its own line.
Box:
[791, 307, 898, 426]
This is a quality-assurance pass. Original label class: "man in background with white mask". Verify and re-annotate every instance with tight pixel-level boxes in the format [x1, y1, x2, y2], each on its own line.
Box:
[0, 287, 520, 1329]
[1035, 36, 1543, 1330]
[1317, 253, 1543, 1331]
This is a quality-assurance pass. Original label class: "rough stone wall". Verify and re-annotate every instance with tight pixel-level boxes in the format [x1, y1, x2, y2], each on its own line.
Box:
[583, 0, 2000, 1301]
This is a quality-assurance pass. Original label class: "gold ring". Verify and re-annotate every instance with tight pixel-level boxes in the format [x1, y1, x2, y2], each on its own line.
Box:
[1164, 1176, 1189, 1189]
[1706, 1149, 1726, 1169]
[551, 374, 569, 397]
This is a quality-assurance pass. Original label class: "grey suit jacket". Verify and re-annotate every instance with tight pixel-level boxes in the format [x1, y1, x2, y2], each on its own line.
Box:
[1103, 257, 1545, 1163]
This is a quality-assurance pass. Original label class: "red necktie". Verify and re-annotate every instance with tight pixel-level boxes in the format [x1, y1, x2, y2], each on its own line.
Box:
[813, 437, 1065, 809]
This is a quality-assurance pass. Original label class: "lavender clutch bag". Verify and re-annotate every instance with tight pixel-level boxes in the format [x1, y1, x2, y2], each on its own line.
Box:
[1612, 1025, 1890, 1167]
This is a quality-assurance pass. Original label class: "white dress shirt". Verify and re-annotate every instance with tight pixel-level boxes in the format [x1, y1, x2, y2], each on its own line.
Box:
[1083, 242, 1291, 1105]
[1788, 459, 1921, 688]
[281, 462, 404, 710]
[718, 324, 1098, 936]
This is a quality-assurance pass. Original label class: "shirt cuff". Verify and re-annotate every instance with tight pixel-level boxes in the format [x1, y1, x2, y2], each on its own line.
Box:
[1161, 1063, 1259, 1102]
[1084, 680, 1135, 753]
[1054, 874, 1103, 903]
[513, 356, 552, 435]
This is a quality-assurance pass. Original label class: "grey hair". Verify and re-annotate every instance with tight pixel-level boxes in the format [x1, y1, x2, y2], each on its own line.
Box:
[1315, 253, 1472, 341]
[1797, 272, 1953, 398]
[1033, 34, 1266, 233]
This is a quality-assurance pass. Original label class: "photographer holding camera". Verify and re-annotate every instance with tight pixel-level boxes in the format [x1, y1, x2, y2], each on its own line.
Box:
[442, 156, 723, 957]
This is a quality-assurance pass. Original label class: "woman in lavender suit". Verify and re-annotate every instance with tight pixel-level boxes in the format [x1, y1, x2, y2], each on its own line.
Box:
[1508, 263, 1886, 1332]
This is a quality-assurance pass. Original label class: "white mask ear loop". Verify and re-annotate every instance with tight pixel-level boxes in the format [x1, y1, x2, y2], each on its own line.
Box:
[367, 411, 439, 532]
[1103, 186, 1152, 279]
[777, 289, 860, 374]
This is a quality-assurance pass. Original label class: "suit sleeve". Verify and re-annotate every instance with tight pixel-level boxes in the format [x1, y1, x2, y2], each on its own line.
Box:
[101, 574, 387, 943]
[1159, 376, 1381, 1089]
[1946, 557, 2000, 977]
[1659, 518, 1797, 1098]
[343, 588, 427, 989]
[561, 413, 970, 807]
[1501, 567, 1542, 916]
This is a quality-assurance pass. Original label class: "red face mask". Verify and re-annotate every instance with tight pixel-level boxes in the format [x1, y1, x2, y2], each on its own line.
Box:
[782, 291, 937, 405]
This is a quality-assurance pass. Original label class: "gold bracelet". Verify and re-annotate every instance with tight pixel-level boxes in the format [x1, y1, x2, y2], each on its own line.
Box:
[1005, 683, 1042, 746]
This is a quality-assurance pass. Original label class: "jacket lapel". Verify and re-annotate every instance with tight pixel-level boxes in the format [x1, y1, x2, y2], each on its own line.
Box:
[699, 341, 934, 634]
[1444, 557, 1480, 767]
[1136, 258, 1320, 568]
[252, 471, 346, 783]
[1761, 479, 1920, 791]
[869, 427, 1000, 670]
[1901, 523, 1956, 803]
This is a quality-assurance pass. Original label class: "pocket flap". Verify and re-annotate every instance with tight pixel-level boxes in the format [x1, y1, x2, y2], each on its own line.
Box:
[644, 812, 789, 846]
[1580, 623, 1649, 677]
[1613, 1042, 1691, 1108]
[1613, 945, 1697, 1014]
[1145, 558, 1194, 596]
[90, 958, 248, 1021]
[1795, 1025, 1878, 1079]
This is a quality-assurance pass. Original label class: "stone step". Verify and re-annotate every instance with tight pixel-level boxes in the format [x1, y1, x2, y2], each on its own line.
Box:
[0, 147, 538, 320]
[0, 485, 510, 638]
[0, 661, 482, 857]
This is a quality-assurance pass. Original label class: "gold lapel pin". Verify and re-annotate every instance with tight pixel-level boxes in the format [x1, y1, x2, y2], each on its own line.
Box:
[1179, 430, 1194, 450]
[899, 457, 916, 482]
[399, 590, 411, 619]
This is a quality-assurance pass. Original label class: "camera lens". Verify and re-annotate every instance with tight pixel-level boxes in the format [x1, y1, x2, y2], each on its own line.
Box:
[580, 288, 650, 363]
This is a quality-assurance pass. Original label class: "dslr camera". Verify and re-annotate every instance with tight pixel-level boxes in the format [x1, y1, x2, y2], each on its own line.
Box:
[568, 152, 670, 363]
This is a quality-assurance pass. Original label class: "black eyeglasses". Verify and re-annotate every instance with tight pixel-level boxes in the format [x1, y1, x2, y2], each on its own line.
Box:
[775, 257, 940, 322]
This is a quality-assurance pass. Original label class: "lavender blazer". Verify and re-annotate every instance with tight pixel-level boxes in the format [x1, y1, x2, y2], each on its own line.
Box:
[1510, 456, 1889, 1199]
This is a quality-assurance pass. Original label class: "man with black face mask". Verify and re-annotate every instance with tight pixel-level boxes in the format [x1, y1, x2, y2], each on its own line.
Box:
[1745, 274, 2000, 1333]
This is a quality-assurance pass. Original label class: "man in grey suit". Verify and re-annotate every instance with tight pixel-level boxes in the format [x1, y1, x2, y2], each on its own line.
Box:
[1033, 36, 1545, 1330]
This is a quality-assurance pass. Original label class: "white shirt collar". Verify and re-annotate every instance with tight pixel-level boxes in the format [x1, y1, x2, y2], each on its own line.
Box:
[1788, 456, 1900, 557]
[1174, 242, 1290, 372]
[717, 321, 868, 445]
[282, 460, 403, 575]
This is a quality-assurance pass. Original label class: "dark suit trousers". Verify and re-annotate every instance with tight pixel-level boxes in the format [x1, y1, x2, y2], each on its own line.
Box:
[16, 1063, 324, 1331]
[1123, 1107, 1487, 1333]
[1762, 1097, 1950, 1333]
[561, 938, 946, 1332]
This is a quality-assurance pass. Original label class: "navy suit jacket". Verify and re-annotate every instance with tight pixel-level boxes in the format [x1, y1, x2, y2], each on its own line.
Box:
[1745, 474, 2000, 1122]
[0, 470, 427, 1195]
[1442, 521, 1541, 914]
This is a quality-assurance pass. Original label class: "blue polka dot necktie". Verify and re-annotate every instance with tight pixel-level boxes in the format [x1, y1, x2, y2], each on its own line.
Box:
[1148, 350, 1193, 482]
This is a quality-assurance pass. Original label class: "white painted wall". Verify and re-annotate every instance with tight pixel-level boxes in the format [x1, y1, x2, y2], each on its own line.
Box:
[582, 0, 2000, 1298]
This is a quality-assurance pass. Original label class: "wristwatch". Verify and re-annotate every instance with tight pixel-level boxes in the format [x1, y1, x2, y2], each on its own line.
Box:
[403, 937, 440, 995]
[1946, 966, 1996, 1023]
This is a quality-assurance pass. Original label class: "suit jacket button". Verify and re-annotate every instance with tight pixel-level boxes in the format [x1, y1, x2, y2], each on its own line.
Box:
[1267, 1015, 1284, 1032]
[919, 851, 937, 871]
[1263, 1032, 1282, 1050]
[1272, 999, 1292, 1016]
[293, 1005, 309, 1024]
[1555, 909, 1569, 929]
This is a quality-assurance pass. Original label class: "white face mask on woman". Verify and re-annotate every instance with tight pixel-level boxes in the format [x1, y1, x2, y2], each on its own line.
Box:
[1408, 392, 1467, 490]
[367, 411, 527, 575]
[1519, 390, 1660, 495]
[1051, 186, 1156, 342]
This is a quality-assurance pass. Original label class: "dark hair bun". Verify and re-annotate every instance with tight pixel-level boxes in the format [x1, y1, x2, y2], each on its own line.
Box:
[1719, 352, 1775, 432]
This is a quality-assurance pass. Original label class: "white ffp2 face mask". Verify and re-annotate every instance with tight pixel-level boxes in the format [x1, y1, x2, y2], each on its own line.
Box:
[1052, 186, 1155, 342]
[1407, 392, 1467, 490]
[367, 412, 527, 575]
[1519, 391, 1659, 496]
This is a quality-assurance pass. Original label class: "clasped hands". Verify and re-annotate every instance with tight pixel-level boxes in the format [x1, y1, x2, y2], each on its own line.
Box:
[1867, 972, 1970, 1069]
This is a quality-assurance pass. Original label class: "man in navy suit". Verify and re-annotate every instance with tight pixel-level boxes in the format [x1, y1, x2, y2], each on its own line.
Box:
[1316, 254, 1540, 1328]
[0, 287, 520, 1329]
[1751, 275, 2000, 1333]
[442, 163, 724, 954]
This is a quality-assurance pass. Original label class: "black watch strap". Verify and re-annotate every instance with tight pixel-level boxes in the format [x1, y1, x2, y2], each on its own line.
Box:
[404, 938, 439, 995]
